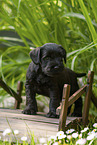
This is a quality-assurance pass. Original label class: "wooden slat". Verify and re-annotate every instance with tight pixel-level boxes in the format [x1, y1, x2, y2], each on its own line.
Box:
[68, 85, 87, 107]
[0, 109, 59, 124]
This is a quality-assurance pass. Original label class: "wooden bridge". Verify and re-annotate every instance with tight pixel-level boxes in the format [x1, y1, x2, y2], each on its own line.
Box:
[0, 71, 97, 140]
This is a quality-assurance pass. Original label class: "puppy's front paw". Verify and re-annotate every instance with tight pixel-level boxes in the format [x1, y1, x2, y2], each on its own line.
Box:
[22, 107, 36, 115]
[46, 112, 59, 118]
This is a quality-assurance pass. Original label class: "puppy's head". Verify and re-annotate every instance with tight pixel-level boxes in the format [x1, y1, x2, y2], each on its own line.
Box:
[30, 43, 66, 76]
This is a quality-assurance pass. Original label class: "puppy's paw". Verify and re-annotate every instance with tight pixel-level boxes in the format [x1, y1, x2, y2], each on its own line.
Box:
[46, 112, 59, 118]
[22, 107, 36, 115]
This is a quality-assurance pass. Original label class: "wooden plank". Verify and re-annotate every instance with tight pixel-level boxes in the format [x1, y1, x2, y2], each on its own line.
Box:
[0, 109, 79, 125]
[0, 109, 59, 124]
[0, 108, 82, 142]
[0, 117, 58, 141]
[68, 85, 87, 107]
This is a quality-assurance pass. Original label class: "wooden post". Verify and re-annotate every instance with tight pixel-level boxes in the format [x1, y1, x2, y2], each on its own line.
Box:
[59, 84, 70, 131]
[82, 71, 94, 126]
[14, 81, 23, 109]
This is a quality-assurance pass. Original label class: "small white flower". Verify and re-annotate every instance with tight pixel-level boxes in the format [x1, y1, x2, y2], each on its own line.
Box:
[58, 134, 66, 140]
[3, 128, 11, 136]
[79, 134, 82, 138]
[72, 133, 78, 138]
[39, 137, 46, 144]
[67, 135, 72, 140]
[21, 136, 27, 141]
[0, 136, 1, 140]
[66, 129, 75, 134]
[93, 123, 97, 128]
[56, 131, 64, 137]
[88, 130, 97, 136]
[76, 138, 86, 145]
[81, 127, 89, 133]
[95, 132, 97, 137]
[93, 129, 97, 132]
[14, 130, 19, 135]
[87, 133, 95, 140]
[84, 127, 89, 131]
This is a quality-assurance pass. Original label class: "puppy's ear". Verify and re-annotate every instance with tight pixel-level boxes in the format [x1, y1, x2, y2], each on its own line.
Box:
[59, 46, 66, 63]
[30, 47, 41, 64]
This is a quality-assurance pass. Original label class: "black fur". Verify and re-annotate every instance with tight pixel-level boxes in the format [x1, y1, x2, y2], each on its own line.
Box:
[22, 43, 86, 118]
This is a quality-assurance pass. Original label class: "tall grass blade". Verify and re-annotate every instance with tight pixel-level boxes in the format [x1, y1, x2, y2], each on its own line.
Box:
[78, 0, 97, 44]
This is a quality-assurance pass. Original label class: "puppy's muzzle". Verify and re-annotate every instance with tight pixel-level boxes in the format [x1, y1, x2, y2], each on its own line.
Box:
[46, 65, 64, 76]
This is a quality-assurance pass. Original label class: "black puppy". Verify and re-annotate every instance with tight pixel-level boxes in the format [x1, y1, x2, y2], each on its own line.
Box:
[22, 43, 86, 118]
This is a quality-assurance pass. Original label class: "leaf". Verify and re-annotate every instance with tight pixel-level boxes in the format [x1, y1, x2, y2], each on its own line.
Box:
[90, 58, 97, 71]
[78, 0, 97, 44]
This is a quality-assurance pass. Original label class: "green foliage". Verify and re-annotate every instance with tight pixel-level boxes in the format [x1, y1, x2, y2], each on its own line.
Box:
[0, 0, 97, 114]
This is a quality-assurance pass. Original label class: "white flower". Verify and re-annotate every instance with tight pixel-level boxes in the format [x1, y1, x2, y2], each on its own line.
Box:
[79, 134, 82, 138]
[3, 128, 11, 136]
[66, 129, 75, 134]
[87, 133, 96, 140]
[95, 132, 97, 137]
[84, 127, 89, 131]
[0, 136, 1, 140]
[58, 134, 66, 140]
[81, 127, 89, 133]
[67, 135, 72, 140]
[93, 129, 97, 132]
[39, 137, 46, 144]
[14, 130, 19, 135]
[93, 123, 97, 128]
[76, 138, 86, 145]
[56, 131, 64, 137]
[21, 136, 27, 141]
[72, 133, 78, 138]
